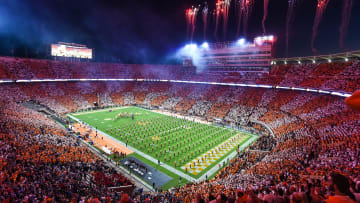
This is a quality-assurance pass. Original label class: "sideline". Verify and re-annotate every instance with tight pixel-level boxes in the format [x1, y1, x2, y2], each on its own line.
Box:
[68, 109, 259, 182]
[69, 114, 196, 182]
[51, 113, 154, 192]
[72, 106, 129, 116]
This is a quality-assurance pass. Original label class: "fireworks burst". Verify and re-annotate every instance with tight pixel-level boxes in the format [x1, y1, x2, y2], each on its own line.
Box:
[243, 0, 255, 37]
[236, 0, 244, 37]
[213, 0, 232, 40]
[222, 0, 232, 40]
[339, 0, 354, 50]
[202, 2, 209, 40]
[262, 0, 270, 35]
[311, 0, 331, 54]
[186, 6, 200, 42]
[186, 9, 191, 39]
[214, 0, 222, 40]
[285, 0, 300, 57]
[238, 0, 254, 37]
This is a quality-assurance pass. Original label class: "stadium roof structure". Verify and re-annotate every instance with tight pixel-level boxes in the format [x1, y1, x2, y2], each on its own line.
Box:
[272, 50, 360, 65]
[56, 42, 89, 48]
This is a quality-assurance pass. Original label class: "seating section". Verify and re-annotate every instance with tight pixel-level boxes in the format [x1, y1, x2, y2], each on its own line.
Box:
[206, 102, 232, 119]
[110, 92, 124, 105]
[175, 98, 197, 113]
[0, 57, 360, 202]
[151, 95, 168, 107]
[134, 92, 146, 104]
[1, 56, 360, 94]
[0, 101, 133, 202]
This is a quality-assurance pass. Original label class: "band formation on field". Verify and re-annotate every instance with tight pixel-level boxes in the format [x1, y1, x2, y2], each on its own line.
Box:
[72, 106, 255, 179]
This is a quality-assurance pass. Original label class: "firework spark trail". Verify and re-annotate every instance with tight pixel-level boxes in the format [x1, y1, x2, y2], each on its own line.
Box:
[262, 0, 269, 35]
[191, 7, 199, 42]
[311, 0, 330, 54]
[214, 0, 222, 40]
[192, 6, 200, 42]
[236, 0, 244, 37]
[285, 0, 299, 57]
[339, 0, 354, 50]
[202, 2, 209, 40]
[186, 9, 192, 40]
[186, 6, 200, 42]
[222, 0, 232, 40]
[242, 0, 254, 37]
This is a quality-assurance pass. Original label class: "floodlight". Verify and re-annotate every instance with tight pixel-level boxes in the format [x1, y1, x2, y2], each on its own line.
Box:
[201, 42, 209, 49]
[237, 38, 245, 46]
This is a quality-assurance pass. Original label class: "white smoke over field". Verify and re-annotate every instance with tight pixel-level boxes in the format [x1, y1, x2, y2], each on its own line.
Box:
[175, 43, 208, 73]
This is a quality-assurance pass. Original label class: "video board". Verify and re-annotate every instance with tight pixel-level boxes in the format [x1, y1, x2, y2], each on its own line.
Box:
[51, 43, 92, 59]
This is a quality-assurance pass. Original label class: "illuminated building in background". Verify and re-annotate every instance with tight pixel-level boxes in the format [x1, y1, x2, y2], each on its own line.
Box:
[183, 36, 276, 72]
[51, 42, 93, 60]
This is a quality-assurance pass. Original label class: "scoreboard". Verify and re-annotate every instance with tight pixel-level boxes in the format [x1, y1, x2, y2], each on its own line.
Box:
[51, 42, 92, 59]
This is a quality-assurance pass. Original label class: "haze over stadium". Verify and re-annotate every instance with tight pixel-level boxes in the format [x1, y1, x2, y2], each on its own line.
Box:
[0, 0, 360, 62]
[1, 0, 360, 202]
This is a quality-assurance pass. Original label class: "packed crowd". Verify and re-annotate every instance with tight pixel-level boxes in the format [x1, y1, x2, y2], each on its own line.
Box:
[1, 79, 357, 143]
[0, 101, 135, 202]
[162, 129, 360, 202]
[1, 57, 360, 202]
[1, 56, 360, 93]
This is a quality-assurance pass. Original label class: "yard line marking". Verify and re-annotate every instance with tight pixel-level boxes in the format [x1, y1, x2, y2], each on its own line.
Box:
[72, 106, 130, 116]
[181, 134, 248, 175]
[68, 107, 259, 182]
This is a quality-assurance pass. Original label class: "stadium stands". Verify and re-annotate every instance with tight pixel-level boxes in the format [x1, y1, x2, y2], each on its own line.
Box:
[0, 101, 134, 202]
[0, 57, 360, 202]
[1, 56, 360, 93]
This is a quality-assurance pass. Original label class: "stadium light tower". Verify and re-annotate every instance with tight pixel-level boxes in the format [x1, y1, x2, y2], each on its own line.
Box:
[237, 38, 246, 46]
[201, 42, 209, 49]
[185, 43, 198, 50]
[190, 44, 197, 50]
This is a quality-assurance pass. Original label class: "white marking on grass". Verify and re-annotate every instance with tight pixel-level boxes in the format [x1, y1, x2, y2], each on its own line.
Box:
[68, 114, 196, 182]
[68, 107, 260, 183]
[181, 134, 248, 174]
[72, 106, 130, 116]
[198, 135, 258, 181]
[155, 125, 191, 137]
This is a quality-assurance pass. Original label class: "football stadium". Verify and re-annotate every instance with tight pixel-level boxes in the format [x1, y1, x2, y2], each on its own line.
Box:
[1, 0, 360, 202]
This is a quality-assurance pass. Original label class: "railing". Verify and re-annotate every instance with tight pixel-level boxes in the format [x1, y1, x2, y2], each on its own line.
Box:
[0, 78, 351, 98]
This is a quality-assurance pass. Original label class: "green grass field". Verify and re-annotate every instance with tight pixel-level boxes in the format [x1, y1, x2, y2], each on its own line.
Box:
[71, 106, 257, 189]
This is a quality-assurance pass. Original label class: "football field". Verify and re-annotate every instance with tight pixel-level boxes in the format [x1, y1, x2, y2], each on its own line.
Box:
[70, 106, 257, 187]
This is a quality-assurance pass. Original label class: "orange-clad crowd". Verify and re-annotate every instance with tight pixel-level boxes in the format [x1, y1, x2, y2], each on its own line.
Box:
[0, 101, 134, 202]
[0, 57, 360, 202]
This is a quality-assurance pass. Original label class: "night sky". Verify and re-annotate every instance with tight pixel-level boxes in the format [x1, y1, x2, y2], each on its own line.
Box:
[0, 0, 359, 63]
